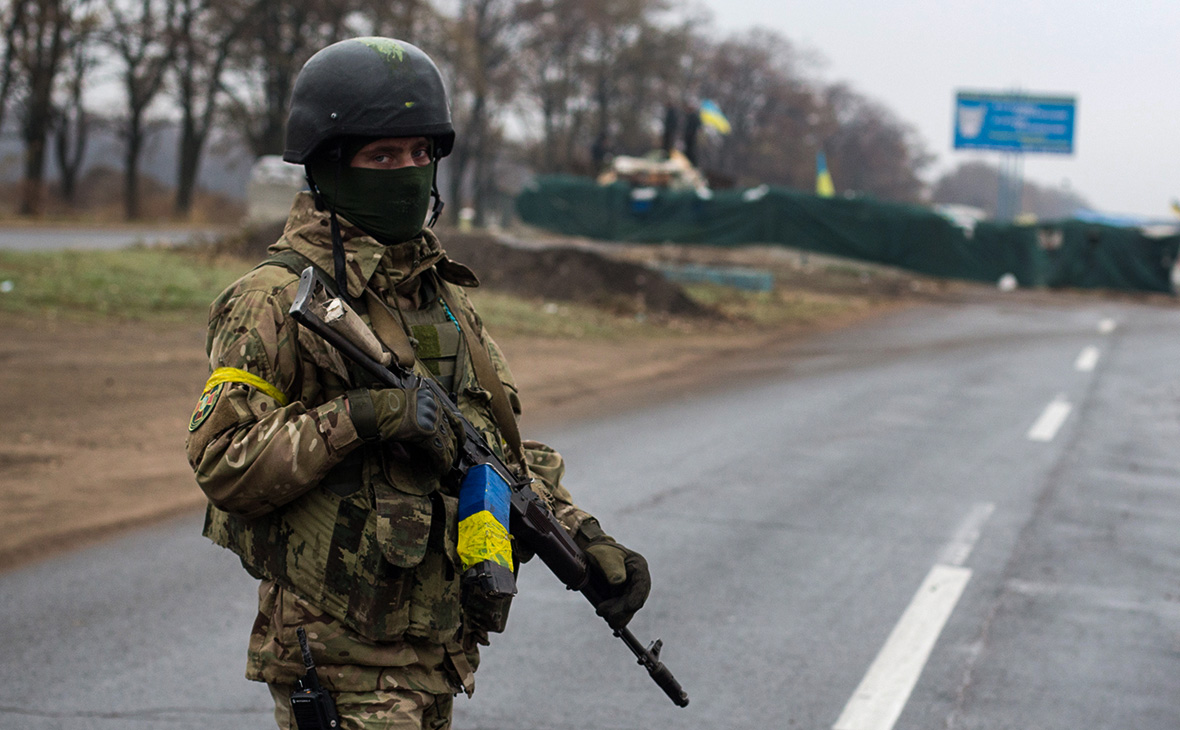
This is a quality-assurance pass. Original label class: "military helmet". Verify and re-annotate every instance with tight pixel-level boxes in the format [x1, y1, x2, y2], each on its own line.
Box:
[283, 37, 455, 164]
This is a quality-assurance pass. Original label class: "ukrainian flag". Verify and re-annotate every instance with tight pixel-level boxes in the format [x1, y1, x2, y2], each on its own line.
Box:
[816, 151, 835, 197]
[699, 100, 732, 135]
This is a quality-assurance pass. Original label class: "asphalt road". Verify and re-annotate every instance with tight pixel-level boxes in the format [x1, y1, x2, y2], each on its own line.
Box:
[2, 294, 1178, 730]
[0, 227, 220, 251]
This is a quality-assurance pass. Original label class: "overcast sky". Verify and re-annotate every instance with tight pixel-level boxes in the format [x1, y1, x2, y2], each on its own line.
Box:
[697, 0, 1179, 218]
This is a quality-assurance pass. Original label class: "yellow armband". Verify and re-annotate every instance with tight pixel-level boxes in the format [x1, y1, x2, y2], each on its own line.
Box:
[189, 368, 288, 433]
[202, 367, 289, 406]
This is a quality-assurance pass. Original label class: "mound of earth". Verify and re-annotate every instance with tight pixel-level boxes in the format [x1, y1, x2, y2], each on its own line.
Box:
[208, 222, 712, 318]
[441, 232, 710, 318]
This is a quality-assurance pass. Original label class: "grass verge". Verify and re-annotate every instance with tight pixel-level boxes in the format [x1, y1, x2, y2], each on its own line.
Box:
[0, 247, 244, 322]
[0, 246, 877, 335]
[467, 290, 679, 340]
[681, 283, 871, 326]
[0, 248, 697, 336]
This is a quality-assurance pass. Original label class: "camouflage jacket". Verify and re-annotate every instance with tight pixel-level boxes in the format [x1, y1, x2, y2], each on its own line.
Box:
[186, 193, 589, 693]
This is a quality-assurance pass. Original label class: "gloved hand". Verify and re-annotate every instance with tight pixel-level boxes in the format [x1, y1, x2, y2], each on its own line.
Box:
[576, 519, 651, 630]
[348, 387, 463, 474]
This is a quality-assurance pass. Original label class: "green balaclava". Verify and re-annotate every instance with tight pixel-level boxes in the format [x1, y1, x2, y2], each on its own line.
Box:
[308, 139, 436, 245]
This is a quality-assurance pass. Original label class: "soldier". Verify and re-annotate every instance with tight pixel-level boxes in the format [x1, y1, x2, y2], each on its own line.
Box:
[186, 37, 651, 729]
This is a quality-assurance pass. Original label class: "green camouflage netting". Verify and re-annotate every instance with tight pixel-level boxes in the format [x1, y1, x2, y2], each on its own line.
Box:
[517, 176, 1179, 294]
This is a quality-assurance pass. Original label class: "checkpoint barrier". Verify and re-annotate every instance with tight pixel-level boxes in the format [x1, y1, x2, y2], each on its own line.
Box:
[516, 176, 1180, 294]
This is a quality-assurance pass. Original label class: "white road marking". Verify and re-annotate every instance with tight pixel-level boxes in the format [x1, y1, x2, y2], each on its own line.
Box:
[1097, 318, 1116, 334]
[1074, 345, 1101, 372]
[832, 565, 973, 730]
[833, 505, 992, 730]
[938, 502, 996, 567]
[1027, 396, 1072, 442]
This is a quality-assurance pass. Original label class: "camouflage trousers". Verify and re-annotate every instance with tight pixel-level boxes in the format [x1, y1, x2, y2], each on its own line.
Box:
[269, 683, 454, 730]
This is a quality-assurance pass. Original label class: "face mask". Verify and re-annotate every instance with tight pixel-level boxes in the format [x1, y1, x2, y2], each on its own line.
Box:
[309, 161, 435, 245]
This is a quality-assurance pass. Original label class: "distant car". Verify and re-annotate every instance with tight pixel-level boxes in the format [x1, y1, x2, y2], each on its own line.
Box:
[246, 155, 306, 223]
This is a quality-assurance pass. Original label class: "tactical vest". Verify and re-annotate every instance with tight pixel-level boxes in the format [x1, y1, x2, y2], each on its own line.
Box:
[203, 251, 514, 643]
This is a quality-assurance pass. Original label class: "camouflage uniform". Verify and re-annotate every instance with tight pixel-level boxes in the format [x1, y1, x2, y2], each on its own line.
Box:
[186, 192, 590, 726]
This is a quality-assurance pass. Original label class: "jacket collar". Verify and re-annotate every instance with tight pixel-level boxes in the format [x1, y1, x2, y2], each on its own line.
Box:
[268, 191, 445, 298]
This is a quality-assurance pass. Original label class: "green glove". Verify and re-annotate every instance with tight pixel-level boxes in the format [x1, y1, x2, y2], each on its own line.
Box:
[348, 387, 463, 474]
[577, 519, 651, 630]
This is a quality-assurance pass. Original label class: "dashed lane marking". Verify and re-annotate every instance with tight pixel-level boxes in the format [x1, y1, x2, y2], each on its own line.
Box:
[938, 502, 996, 567]
[833, 504, 992, 730]
[1027, 395, 1072, 442]
[1074, 346, 1100, 372]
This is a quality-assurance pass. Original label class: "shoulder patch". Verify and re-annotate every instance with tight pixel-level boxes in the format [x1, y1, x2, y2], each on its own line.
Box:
[189, 383, 225, 432]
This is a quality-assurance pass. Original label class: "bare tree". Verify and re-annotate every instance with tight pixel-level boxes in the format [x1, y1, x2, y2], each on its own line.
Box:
[352, 0, 430, 38]
[0, 0, 28, 135]
[440, 0, 523, 225]
[171, 0, 253, 217]
[931, 161, 1090, 219]
[691, 28, 819, 189]
[221, 0, 355, 158]
[9, 0, 87, 215]
[610, 13, 701, 160]
[228, 0, 316, 156]
[514, 0, 680, 175]
[1, 0, 944, 218]
[822, 83, 931, 203]
[509, 13, 934, 201]
[515, 0, 591, 173]
[54, 10, 98, 203]
[17, 0, 68, 216]
[103, 0, 179, 219]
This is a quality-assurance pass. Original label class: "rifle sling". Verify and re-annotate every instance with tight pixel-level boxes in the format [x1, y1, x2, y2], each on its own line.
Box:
[361, 287, 418, 370]
[436, 281, 526, 471]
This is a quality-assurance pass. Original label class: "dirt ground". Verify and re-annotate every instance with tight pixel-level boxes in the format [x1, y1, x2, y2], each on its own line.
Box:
[0, 296, 911, 574]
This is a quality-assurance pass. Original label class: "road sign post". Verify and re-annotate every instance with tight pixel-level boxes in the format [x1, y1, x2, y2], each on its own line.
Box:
[953, 91, 1077, 221]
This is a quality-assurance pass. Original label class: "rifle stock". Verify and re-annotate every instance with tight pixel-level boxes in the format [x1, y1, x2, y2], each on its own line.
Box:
[290, 266, 688, 708]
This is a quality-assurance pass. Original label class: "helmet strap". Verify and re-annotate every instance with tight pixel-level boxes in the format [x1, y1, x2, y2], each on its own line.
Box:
[427, 162, 444, 228]
[307, 173, 326, 212]
[329, 210, 351, 307]
[305, 145, 352, 306]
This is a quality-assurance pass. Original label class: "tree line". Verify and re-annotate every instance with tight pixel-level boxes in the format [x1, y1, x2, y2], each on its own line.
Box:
[930, 161, 1090, 221]
[1, 0, 934, 222]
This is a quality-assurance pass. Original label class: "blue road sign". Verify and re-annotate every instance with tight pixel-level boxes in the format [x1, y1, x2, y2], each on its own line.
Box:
[953, 91, 1076, 154]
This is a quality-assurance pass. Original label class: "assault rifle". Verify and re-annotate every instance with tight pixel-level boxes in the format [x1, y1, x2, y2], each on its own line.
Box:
[290, 266, 689, 708]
